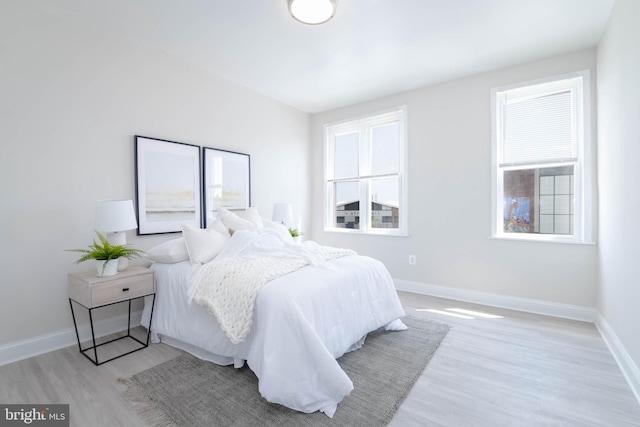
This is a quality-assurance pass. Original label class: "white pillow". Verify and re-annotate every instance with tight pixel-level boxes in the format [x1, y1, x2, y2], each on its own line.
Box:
[262, 218, 294, 244]
[208, 215, 231, 236]
[216, 207, 259, 233]
[145, 238, 189, 264]
[236, 207, 264, 229]
[181, 222, 230, 265]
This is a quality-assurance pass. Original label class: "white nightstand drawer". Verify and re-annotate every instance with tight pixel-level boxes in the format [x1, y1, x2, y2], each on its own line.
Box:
[68, 266, 155, 308]
[91, 273, 154, 306]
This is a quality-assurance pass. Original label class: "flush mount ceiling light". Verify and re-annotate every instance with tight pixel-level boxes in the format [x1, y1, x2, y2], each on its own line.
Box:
[289, 0, 336, 25]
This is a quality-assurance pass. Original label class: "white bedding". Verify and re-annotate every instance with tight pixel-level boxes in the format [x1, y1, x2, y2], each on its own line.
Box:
[141, 230, 406, 417]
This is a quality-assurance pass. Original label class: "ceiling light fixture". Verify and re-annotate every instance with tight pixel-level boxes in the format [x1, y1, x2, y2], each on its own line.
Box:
[288, 0, 336, 25]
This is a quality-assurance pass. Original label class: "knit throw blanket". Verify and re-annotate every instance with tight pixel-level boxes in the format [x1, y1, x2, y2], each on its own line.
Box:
[192, 247, 356, 344]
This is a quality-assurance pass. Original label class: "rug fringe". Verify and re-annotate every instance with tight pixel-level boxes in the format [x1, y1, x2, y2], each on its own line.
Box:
[119, 377, 178, 427]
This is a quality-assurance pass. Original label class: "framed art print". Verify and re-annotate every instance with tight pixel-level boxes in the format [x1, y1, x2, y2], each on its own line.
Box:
[203, 147, 251, 227]
[134, 135, 201, 235]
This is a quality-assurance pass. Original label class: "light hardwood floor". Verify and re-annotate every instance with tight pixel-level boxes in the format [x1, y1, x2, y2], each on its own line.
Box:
[1, 291, 639, 426]
[391, 292, 640, 426]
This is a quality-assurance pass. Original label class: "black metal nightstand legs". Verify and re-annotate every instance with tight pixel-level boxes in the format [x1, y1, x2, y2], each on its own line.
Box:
[68, 294, 155, 366]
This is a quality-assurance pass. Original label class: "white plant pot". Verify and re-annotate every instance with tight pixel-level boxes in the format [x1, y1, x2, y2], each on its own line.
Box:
[96, 259, 119, 277]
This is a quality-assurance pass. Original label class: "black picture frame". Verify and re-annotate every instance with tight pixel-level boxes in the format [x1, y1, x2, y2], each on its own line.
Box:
[202, 147, 251, 228]
[134, 135, 202, 235]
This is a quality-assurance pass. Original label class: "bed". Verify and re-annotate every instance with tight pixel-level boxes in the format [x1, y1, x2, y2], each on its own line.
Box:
[140, 210, 406, 417]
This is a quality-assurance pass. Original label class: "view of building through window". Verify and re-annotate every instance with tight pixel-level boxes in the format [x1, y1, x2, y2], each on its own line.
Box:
[335, 200, 399, 229]
[325, 107, 407, 235]
[503, 166, 574, 234]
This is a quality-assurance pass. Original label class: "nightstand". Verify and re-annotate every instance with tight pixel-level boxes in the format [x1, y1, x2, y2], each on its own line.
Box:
[68, 266, 156, 365]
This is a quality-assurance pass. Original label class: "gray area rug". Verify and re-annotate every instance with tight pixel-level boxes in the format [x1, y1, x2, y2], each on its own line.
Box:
[123, 316, 449, 426]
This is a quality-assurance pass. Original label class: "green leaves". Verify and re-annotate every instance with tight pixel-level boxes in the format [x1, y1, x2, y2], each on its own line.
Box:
[288, 228, 302, 237]
[66, 231, 145, 264]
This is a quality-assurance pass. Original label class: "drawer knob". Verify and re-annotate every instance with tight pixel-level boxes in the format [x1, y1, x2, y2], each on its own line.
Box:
[122, 287, 130, 292]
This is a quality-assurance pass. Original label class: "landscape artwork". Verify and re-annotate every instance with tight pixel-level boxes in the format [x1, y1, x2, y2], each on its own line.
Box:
[203, 147, 250, 227]
[135, 136, 201, 234]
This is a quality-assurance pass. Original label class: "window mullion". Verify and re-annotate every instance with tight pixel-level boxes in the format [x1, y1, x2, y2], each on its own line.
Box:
[359, 125, 371, 177]
[358, 179, 369, 232]
[326, 131, 336, 180]
[360, 125, 371, 231]
[325, 130, 336, 228]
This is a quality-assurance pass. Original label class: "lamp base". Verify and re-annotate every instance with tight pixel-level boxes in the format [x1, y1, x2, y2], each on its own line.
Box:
[105, 231, 129, 272]
[117, 258, 129, 272]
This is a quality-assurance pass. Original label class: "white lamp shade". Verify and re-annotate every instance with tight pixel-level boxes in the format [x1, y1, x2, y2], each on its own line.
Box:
[272, 203, 293, 226]
[289, 0, 336, 25]
[94, 200, 138, 232]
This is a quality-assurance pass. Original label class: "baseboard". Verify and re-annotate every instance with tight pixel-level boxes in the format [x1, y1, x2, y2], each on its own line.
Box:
[0, 311, 142, 367]
[394, 278, 598, 322]
[595, 314, 640, 405]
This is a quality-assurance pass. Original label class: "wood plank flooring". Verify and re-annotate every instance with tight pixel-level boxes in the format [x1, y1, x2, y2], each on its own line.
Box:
[1, 291, 639, 426]
[390, 292, 640, 426]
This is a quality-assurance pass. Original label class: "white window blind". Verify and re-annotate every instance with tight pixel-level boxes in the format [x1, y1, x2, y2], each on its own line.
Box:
[499, 77, 583, 166]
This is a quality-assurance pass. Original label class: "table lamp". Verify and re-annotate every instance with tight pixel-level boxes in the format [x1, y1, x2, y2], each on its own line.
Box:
[94, 199, 138, 271]
[272, 203, 293, 227]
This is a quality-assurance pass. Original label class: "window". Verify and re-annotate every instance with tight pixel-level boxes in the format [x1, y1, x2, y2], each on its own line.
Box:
[325, 107, 407, 235]
[492, 71, 593, 243]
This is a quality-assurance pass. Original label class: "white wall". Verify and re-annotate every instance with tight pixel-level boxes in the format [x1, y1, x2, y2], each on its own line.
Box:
[0, 3, 310, 347]
[310, 49, 599, 308]
[597, 0, 640, 373]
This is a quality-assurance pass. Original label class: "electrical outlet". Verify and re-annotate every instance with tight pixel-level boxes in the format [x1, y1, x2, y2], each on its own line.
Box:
[409, 255, 416, 265]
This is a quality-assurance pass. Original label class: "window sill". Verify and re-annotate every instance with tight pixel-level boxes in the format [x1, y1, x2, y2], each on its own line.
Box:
[489, 235, 596, 246]
[324, 227, 409, 237]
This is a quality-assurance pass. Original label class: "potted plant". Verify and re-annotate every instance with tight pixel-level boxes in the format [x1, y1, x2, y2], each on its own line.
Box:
[288, 228, 303, 244]
[288, 228, 302, 238]
[67, 231, 145, 277]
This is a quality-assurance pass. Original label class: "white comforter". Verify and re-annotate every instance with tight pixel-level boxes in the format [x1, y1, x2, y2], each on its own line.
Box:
[141, 230, 406, 417]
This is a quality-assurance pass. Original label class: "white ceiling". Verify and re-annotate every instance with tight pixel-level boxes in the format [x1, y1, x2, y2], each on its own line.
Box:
[27, 0, 614, 113]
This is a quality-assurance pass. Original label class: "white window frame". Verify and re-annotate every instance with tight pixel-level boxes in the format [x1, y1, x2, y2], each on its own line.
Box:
[324, 106, 408, 236]
[491, 70, 593, 244]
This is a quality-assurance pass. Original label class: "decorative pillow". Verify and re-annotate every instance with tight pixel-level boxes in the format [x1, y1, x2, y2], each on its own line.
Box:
[181, 222, 230, 265]
[236, 207, 264, 229]
[208, 215, 231, 236]
[145, 237, 189, 264]
[216, 207, 259, 233]
[262, 218, 294, 244]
